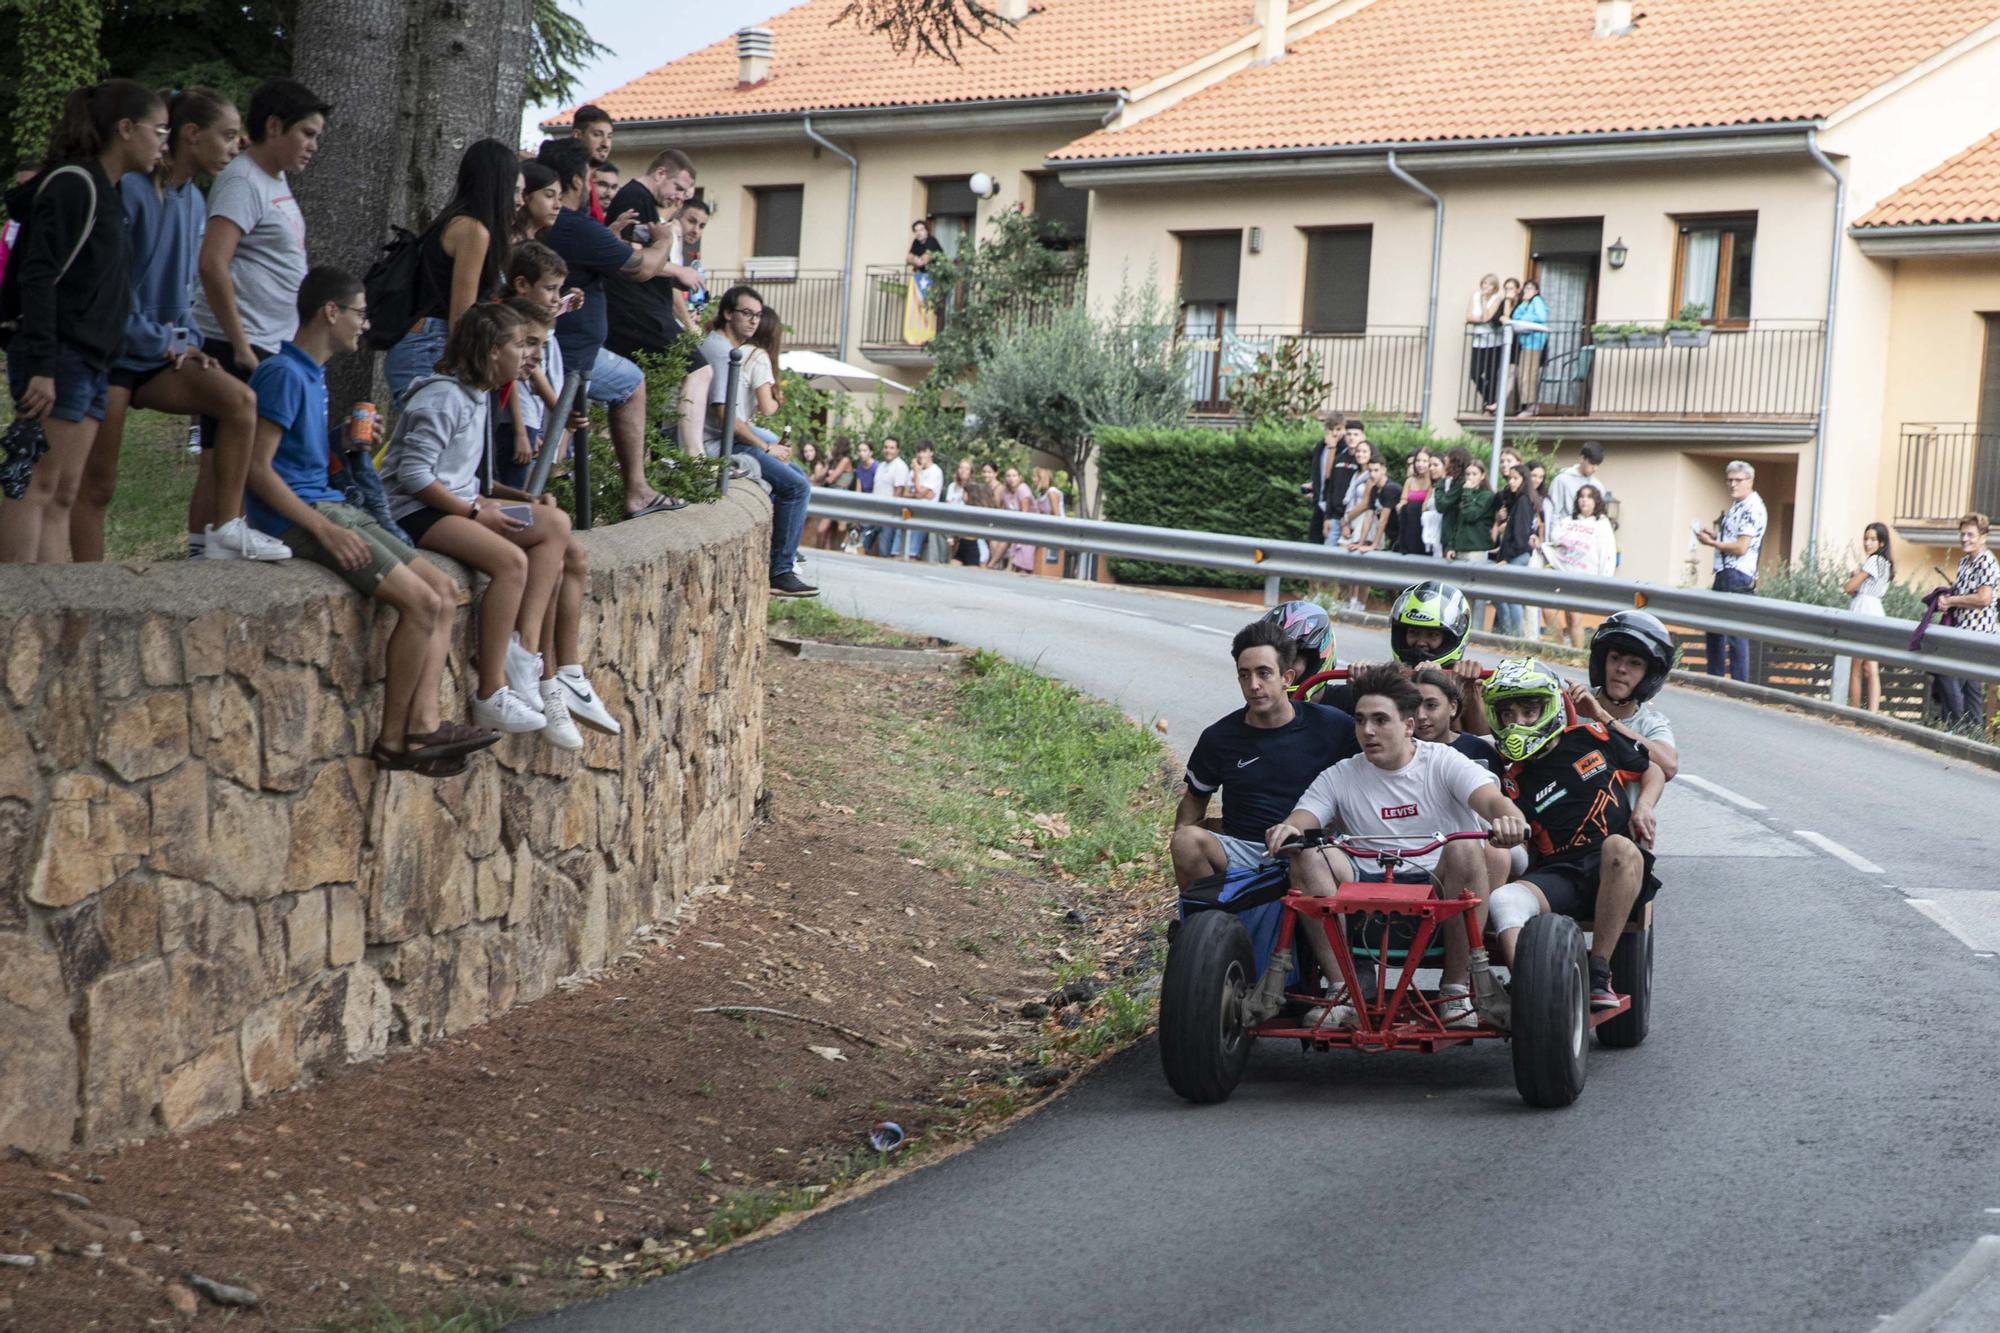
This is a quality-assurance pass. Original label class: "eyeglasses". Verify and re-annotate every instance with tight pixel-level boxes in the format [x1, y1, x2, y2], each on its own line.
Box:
[729, 307, 764, 322]
[149, 125, 172, 141]
[337, 305, 368, 318]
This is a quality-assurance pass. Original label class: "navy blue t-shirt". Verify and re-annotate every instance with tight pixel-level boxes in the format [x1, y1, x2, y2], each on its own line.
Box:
[1449, 730, 1506, 780]
[546, 205, 634, 377]
[1185, 702, 1361, 843]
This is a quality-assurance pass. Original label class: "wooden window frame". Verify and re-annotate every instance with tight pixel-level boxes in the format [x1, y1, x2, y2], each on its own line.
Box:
[1670, 213, 1757, 328]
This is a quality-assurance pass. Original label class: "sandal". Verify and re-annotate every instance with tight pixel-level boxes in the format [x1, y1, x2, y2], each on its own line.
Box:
[369, 740, 420, 771]
[404, 722, 500, 760]
[413, 753, 472, 778]
[625, 494, 688, 519]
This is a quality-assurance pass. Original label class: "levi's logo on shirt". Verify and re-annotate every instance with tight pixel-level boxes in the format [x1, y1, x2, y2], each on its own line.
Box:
[1380, 803, 1419, 820]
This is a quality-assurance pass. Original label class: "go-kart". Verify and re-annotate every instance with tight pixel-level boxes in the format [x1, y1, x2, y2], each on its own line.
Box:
[1161, 830, 1654, 1109]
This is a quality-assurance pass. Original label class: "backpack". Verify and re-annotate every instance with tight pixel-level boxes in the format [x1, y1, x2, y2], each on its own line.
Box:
[1179, 861, 1297, 984]
[0, 164, 99, 350]
[360, 225, 423, 351]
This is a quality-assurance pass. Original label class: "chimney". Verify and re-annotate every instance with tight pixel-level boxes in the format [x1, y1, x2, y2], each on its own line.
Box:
[737, 26, 774, 87]
[1593, 0, 1635, 38]
[1255, 0, 1287, 63]
[995, 0, 1031, 20]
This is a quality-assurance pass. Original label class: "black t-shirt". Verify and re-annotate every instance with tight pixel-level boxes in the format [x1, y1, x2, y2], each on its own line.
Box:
[909, 235, 944, 261]
[604, 180, 682, 359]
[547, 206, 635, 375]
[1449, 731, 1506, 779]
[1501, 721, 1649, 861]
[1185, 702, 1360, 843]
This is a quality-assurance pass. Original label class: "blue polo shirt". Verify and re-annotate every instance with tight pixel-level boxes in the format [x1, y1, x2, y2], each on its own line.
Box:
[547, 205, 635, 377]
[246, 340, 341, 535]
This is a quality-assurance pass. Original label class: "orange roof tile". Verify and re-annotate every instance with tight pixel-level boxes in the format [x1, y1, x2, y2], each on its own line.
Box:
[1854, 130, 2000, 228]
[1052, 0, 2000, 161]
[574, 0, 1268, 125]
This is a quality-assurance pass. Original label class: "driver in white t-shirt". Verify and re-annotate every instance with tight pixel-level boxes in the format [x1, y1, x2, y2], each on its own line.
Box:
[1266, 663, 1527, 1028]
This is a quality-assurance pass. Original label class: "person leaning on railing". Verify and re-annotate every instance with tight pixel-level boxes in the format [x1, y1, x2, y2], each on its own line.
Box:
[1931, 511, 1998, 733]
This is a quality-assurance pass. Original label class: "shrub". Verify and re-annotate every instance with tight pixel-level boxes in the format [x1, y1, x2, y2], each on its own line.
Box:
[1755, 548, 1928, 621]
[1228, 339, 1331, 430]
[1097, 423, 1316, 587]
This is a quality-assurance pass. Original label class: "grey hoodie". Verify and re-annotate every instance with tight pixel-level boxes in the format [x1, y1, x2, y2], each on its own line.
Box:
[383, 373, 490, 522]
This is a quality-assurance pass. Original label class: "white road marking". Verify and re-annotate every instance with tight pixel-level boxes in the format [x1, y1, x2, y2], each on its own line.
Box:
[1057, 597, 1160, 622]
[1676, 774, 1768, 811]
[1186, 624, 1232, 636]
[919, 576, 960, 586]
[1904, 896, 2000, 952]
[1793, 830, 1885, 875]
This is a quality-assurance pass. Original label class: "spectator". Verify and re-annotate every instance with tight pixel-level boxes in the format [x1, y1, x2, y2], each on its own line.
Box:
[1512, 279, 1549, 416]
[1421, 448, 1453, 556]
[1932, 512, 1997, 731]
[904, 442, 944, 561]
[849, 440, 877, 551]
[1489, 461, 1541, 638]
[1438, 456, 1497, 626]
[1541, 483, 1618, 646]
[673, 197, 713, 330]
[1306, 415, 1363, 544]
[1466, 273, 1505, 411]
[742, 297, 785, 449]
[383, 138, 520, 404]
[1347, 454, 1399, 558]
[945, 456, 983, 566]
[868, 436, 909, 557]
[1412, 666, 1504, 778]
[495, 296, 553, 492]
[1001, 465, 1035, 573]
[500, 242, 570, 489]
[604, 149, 702, 360]
[1695, 459, 1765, 680]
[75, 88, 286, 563]
[1388, 448, 1431, 557]
[0, 81, 161, 564]
[590, 162, 621, 225]
[1332, 437, 1375, 545]
[515, 160, 560, 243]
[1033, 465, 1066, 574]
[1843, 520, 1893, 713]
[536, 137, 681, 520]
[905, 219, 944, 344]
[188, 77, 326, 557]
[809, 436, 853, 550]
[1545, 441, 1607, 531]
[698, 284, 816, 596]
[570, 105, 613, 222]
[799, 440, 824, 484]
[241, 267, 494, 775]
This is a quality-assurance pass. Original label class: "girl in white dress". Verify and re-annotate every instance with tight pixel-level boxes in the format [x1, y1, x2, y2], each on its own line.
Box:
[1842, 520, 1893, 712]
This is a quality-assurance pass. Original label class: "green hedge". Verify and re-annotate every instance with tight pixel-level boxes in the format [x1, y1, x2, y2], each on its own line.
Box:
[1097, 424, 1316, 588]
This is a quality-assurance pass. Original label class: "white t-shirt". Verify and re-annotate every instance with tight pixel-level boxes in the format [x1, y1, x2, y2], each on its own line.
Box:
[1295, 741, 1496, 870]
[873, 456, 910, 497]
[192, 154, 308, 350]
[515, 335, 564, 434]
[910, 461, 943, 502]
[744, 346, 774, 399]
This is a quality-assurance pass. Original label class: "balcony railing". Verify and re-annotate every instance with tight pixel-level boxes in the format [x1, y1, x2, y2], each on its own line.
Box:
[1894, 423, 2000, 527]
[1179, 325, 1428, 419]
[858, 263, 1082, 357]
[1454, 320, 1825, 423]
[706, 268, 844, 353]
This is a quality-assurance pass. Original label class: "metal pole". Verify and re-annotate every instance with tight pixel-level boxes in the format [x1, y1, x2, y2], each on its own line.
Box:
[803, 115, 858, 361]
[526, 369, 588, 497]
[574, 425, 593, 532]
[1491, 321, 1515, 482]
[1385, 150, 1442, 426]
[719, 344, 746, 497]
[1262, 574, 1281, 608]
[1804, 128, 1846, 563]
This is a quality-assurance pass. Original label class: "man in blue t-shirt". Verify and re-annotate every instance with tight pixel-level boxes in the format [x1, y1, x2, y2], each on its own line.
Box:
[242, 266, 494, 778]
[1172, 618, 1360, 890]
[536, 138, 684, 521]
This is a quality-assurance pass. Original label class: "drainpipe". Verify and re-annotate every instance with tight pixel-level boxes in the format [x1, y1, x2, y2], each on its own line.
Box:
[1100, 89, 1129, 128]
[803, 114, 858, 360]
[1804, 127, 1845, 562]
[1386, 150, 1442, 426]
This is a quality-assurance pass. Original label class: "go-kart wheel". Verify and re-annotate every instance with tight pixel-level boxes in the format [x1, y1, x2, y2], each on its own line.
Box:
[1596, 921, 1652, 1049]
[1509, 914, 1588, 1108]
[1159, 911, 1256, 1104]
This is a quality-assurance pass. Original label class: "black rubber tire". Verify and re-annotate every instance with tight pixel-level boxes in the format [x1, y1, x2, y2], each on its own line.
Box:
[1510, 914, 1589, 1108]
[1596, 924, 1653, 1049]
[1159, 911, 1256, 1104]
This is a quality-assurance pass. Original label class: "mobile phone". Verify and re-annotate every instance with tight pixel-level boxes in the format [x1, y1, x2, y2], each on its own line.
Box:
[558, 290, 585, 316]
[500, 504, 534, 526]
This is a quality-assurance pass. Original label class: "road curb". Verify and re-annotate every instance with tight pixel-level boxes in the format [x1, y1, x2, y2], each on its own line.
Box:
[1878, 1236, 2000, 1333]
[767, 636, 969, 671]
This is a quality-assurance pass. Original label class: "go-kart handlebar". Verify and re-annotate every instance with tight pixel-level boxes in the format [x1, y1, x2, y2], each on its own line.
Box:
[1291, 663, 1494, 700]
[1273, 829, 1493, 862]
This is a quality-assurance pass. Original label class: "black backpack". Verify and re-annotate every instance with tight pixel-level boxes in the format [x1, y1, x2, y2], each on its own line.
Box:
[360, 225, 424, 351]
[0, 164, 99, 351]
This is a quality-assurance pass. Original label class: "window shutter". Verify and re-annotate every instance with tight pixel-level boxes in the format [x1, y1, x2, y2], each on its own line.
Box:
[1528, 219, 1604, 257]
[1303, 228, 1371, 333]
[1031, 173, 1089, 247]
[752, 186, 804, 257]
[1979, 315, 2000, 438]
[926, 177, 977, 218]
[1177, 232, 1241, 306]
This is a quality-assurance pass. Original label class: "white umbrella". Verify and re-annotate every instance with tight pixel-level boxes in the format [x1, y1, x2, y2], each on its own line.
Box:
[779, 350, 910, 395]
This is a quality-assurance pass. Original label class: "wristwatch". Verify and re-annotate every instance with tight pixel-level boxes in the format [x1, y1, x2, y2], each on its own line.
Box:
[468, 501, 481, 521]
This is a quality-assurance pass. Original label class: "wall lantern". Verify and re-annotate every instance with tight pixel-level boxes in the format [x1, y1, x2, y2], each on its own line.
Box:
[969, 172, 999, 199]
[1606, 236, 1629, 269]
[1248, 226, 1264, 254]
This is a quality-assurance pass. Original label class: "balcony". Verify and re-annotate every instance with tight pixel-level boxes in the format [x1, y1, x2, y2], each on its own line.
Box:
[1181, 325, 1427, 420]
[706, 268, 843, 353]
[1454, 320, 1826, 442]
[857, 263, 1083, 365]
[1893, 423, 2000, 542]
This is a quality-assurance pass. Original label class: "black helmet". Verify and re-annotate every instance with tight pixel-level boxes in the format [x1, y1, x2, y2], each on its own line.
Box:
[1590, 609, 1676, 704]
[1388, 581, 1471, 667]
[1262, 600, 1335, 676]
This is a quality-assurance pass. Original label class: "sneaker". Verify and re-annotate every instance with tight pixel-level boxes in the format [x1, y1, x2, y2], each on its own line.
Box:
[1588, 960, 1620, 1010]
[552, 666, 621, 736]
[504, 635, 546, 714]
[1301, 1003, 1357, 1031]
[203, 516, 292, 561]
[1436, 983, 1479, 1030]
[537, 681, 584, 751]
[186, 533, 206, 559]
[770, 571, 819, 599]
[471, 686, 547, 734]
[184, 419, 202, 455]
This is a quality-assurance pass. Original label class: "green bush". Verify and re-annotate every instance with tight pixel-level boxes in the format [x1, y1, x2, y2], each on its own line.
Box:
[1755, 548, 1928, 621]
[1097, 423, 1316, 587]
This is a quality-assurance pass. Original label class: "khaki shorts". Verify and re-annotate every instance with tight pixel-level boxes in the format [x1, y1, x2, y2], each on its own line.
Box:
[283, 502, 417, 595]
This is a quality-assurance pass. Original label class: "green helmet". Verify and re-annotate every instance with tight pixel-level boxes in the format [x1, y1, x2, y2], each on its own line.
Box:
[1388, 581, 1471, 667]
[1485, 657, 1566, 763]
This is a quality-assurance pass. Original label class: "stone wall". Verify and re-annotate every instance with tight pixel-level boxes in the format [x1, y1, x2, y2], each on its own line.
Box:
[0, 491, 769, 1153]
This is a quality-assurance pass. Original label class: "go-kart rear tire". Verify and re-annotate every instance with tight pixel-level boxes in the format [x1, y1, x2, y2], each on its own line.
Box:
[1159, 911, 1256, 1104]
[1509, 914, 1589, 1108]
[1596, 923, 1652, 1049]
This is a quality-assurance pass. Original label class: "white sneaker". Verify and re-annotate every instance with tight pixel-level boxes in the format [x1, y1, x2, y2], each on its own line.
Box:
[1302, 1003, 1357, 1030]
[1436, 984, 1479, 1030]
[552, 666, 620, 735]
[203, 517, 292, 561]
[504, 635, 545, 713]
[186, 533, 206, 559]
[538, 680, 584, 751]
[472, 686, 547, 734]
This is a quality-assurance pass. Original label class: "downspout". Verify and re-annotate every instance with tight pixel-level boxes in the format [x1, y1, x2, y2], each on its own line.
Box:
[1386, 150, 1442, 425]
[1804, 127, 1845, 562]
[803, 114, 858, 360]
[1100, 89, 1129, 127]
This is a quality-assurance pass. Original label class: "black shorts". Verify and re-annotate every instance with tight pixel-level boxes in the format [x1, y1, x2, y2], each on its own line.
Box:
[397, 503, 455, 548]
[1522, 845, 1661, 923]
[108, 361, 170, 394]
[198, 338, 275, 450]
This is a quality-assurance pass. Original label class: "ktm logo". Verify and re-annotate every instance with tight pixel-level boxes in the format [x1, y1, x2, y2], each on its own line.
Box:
[1380, 803, 1419, 820]
[1573, 751, 1608, 780]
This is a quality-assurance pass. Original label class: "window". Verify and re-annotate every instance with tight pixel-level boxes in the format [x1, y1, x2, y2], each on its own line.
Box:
[1301, 227, 1371, 334]
[1031, 172, 1089, 249]
[1176, 231, 1241, 413]
[1672, 215, 1756, 325]
[925, 177, 977, 256]
[1177, 231, 1241, 309]
[750, 185, 803, 258]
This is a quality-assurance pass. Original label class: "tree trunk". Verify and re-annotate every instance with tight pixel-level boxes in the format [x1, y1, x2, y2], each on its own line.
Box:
[403, 0, 532, 226]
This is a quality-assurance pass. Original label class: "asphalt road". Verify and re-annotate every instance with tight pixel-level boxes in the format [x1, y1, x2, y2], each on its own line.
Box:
[522, 552, 2000, 1333]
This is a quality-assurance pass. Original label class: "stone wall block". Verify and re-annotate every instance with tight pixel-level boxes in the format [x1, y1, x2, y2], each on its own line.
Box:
[147, 759, 212, 881]
[267, 602, 332, 664]
[366, 778, 455, 942]
[374, 936, 448, 1046]
[0, 935, 79, 1154]
[485, 929, 516, 1014]
[327, 885, 364, 967]
[341, 963, 393, 1061]
[81, 958, 170, 1142]
[39, 645, 95, 770]
[183, 609, 229, 679]
[442, 930, 491, 1035]
[259, 667, 320, 791]
[474, 845, 512, 921]
[159, 1034, 243, 1132]
[99, 690, 190, 782]
[161, 882, 261, 1064]
[30, 775, 150, 909]
[189, 677, 262, 788]
[286, 759, 363, 889]
[209, 781, 291, 901]
[222, 617, 266, 679]
[96, 624, 143, 701]
[0, 703, 42, 805]
[138, 614, 182, 687]
[0, 800, 34, 932]
[284, 888, 327, 980]
[4, 614, 44, 706]
[239, 999, 302, 1102]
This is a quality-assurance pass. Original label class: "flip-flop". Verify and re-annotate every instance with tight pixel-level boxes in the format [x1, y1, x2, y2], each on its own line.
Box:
[625, 495, 689, 519]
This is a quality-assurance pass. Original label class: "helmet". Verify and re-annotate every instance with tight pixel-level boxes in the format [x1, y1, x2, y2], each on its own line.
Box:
[1263, 600, 1334, 676]
[1388, 581, 1471, 667]
[1485, 657, 1566, 763]
[1590, 609, 1676, 704]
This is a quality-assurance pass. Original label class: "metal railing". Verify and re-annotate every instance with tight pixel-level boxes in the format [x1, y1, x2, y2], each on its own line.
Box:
[706, 269, 844, 352]
[1455, 319, 1825, 421]
[858, 263, 1083, 353]
[805, 489, 2000, 684]
[1894, 423, 2000, 526]
[1179, 325, 1427, 420]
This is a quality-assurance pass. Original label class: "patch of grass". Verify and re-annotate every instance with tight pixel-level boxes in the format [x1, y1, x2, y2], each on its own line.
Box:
[317, 1299, 518, 1332]
[708, 1184, 825, 1245]
[767, 598, 924, 647]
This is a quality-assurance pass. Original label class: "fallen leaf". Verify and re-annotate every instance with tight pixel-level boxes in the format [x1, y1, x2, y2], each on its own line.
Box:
[807, 1045, 847, 1062]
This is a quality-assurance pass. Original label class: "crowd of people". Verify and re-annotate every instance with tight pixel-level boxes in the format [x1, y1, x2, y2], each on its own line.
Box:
[1465, 273, 1550, 415]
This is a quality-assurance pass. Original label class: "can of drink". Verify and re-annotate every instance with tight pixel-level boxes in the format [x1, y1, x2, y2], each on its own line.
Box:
[349, 402, 378, 447]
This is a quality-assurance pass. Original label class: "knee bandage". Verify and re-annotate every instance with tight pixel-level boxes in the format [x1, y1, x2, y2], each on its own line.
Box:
[1488, 882, 1541, 934]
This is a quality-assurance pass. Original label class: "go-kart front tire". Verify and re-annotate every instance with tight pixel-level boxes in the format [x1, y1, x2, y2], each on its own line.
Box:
[1596, 921, 1652, 1049]
[1159, 911, 1256, 1104]
[1510, 914, 1589, 1108]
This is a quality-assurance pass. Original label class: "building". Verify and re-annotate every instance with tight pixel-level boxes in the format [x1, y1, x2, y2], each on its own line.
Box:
[570, 0, 2000, 585]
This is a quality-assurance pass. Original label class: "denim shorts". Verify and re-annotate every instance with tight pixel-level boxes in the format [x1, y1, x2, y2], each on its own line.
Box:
[587, 348, 643, 408]
[8, 341, 109, 423]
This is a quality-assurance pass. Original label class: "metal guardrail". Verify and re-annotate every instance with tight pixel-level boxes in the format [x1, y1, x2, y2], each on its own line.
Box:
[807, 490, 2000, 685]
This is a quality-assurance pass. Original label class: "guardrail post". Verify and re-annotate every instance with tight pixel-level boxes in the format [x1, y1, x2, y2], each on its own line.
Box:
[1263, 574, 1281, 608]
[1830, 654, 1852, 709]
